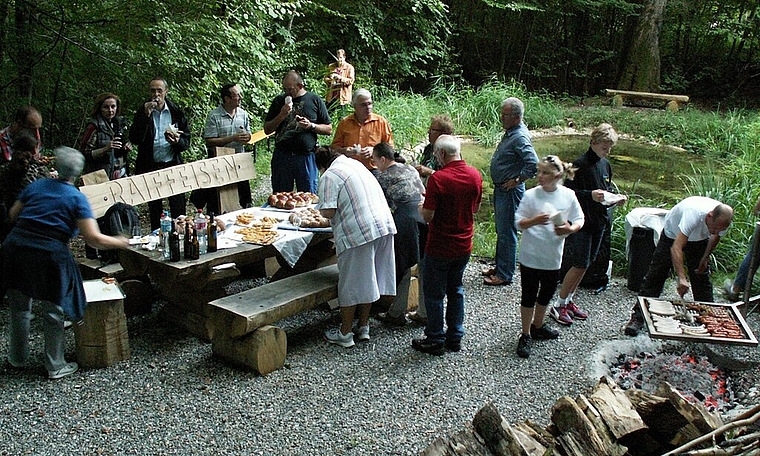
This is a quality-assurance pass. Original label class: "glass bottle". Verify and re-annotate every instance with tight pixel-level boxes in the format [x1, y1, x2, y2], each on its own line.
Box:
[207, 212, 217, 253]
[184, 224, 194, 260]
[194, 208, 207, 255]
[169, 223, 181, 262]
[190, 226, 200, 260]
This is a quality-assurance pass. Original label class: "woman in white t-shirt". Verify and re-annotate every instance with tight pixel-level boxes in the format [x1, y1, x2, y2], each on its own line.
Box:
[513, 155, 584, 358]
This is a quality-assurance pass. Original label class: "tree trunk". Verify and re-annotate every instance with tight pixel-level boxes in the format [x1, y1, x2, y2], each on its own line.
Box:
[0, 0, 10, 65]
[14, 0, 34, 100]
[617, 0, 666, 92]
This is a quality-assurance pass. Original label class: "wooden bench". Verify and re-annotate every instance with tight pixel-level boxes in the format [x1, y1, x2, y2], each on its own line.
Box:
[209, 264, 339, 375]
[606, 89, 689, 112]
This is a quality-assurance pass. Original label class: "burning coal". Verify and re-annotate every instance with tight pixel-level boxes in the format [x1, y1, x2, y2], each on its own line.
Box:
[591, 338, 735, 413]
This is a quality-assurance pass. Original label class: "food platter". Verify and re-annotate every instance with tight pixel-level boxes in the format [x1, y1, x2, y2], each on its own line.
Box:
[638, 297, 758, 346]
[264, 191, 319, 211]
[232, 226, 282, 245]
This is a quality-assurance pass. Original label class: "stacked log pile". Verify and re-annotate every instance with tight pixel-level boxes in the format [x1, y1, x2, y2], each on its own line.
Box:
[422, 377, 760, 456]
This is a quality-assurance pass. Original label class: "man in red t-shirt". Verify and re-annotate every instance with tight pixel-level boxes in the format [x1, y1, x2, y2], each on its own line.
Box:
[412, 135, 483, 355]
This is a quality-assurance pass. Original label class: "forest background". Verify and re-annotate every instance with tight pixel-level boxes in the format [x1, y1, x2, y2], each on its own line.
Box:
[2, 0, 758, 147]
[1, 0, 759, 281]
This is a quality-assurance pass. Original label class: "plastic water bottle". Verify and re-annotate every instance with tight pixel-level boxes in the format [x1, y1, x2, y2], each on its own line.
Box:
[160, 211, 172, 260]
[194, 209, 207, 255]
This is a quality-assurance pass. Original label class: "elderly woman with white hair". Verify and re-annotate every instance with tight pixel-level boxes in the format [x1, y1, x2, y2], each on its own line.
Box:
[1, 146, 129, 379]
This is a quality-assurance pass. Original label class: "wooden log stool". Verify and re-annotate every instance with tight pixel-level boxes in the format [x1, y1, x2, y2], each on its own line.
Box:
[74, 280, 131, 368]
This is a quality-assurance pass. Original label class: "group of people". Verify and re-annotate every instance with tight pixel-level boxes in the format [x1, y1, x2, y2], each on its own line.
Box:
[0, 49, 746, 376]
[479, 97, 738, 359]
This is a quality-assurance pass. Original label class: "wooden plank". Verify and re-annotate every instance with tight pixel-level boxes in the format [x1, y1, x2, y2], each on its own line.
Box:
[80, 154, 256, 218]
[80, 170, 109, 186]
[215, 147, 241, 213]
[210, 264, 339, 339]
[605, 89, 689, 102]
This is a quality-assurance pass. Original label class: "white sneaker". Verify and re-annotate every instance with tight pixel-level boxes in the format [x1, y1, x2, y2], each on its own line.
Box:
[48, 362, 78, 379]
[353, 325, 370, 342]
[324, 328, 355, 348]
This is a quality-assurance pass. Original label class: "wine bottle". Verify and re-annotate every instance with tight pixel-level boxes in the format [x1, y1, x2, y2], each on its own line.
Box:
[207, 212, 217, 253]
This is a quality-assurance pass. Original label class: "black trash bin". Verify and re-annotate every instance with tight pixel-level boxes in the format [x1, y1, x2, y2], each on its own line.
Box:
[627, 227, 656, 291]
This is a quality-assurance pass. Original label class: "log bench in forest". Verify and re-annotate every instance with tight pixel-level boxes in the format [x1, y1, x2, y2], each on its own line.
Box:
[606, 89, 689, 111]
[208, 264, 339, 375]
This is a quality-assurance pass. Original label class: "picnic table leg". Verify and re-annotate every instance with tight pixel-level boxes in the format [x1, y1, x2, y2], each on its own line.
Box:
[212, 325, 287, 375]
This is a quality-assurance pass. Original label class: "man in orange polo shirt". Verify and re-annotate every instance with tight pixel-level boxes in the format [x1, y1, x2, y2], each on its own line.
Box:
[331, 88, 393, 175]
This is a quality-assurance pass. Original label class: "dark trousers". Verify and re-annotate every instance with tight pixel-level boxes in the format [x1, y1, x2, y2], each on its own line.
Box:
[639, 231, 713, 301]
[148, 195, 186, 231]
[143, 161, 186, 230]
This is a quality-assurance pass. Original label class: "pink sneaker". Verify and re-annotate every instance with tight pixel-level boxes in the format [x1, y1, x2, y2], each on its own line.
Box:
[550, 306, 573, 325]
[566, 301, 588, 320]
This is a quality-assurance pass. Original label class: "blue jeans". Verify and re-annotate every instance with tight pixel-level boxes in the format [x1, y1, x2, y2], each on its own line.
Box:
[422, 254, 470, 344]
[271, 149, 318, 193]
[734, 249, 757, 292]
[493, 185, 524, 283]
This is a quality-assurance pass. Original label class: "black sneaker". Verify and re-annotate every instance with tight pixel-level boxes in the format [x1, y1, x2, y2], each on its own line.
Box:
[516, 334, 532, 358]
[412, 338, 445, 356]
[530, 323, 559, 340]
[624, 310, 645, 336]
[445, 340, 461, 352]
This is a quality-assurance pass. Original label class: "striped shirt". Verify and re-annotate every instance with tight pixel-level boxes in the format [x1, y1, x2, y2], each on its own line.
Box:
[317, 155, 396, 254]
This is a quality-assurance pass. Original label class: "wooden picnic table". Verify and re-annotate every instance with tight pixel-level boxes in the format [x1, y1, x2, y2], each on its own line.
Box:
[118, 208, 334, 340]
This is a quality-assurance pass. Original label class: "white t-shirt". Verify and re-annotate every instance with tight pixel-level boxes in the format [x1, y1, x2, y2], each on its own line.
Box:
[663, 196, 727, 241]
[515, 185, 584, 270]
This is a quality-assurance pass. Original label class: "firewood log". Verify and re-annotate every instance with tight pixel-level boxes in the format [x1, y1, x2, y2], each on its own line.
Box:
[551, 395, 609, 456]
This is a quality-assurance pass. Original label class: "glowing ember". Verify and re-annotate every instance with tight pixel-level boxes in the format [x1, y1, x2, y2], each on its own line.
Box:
[609, 351, 733, 412]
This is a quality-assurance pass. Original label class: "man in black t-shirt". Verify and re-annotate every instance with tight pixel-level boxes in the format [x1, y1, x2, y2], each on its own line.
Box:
[264, 71, 332, 193]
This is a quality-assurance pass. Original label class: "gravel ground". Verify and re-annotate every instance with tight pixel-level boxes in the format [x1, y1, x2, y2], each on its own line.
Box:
[2, 260, 759, 455]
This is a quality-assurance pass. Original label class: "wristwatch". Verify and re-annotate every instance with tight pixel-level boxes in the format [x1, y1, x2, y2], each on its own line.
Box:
[309, 123, 316, 132]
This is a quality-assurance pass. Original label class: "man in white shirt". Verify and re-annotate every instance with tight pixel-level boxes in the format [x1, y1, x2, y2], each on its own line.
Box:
[625, 196, 733, 335]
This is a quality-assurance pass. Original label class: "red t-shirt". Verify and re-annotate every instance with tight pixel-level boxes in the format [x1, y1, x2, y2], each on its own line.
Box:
[423, 160, 483, 258]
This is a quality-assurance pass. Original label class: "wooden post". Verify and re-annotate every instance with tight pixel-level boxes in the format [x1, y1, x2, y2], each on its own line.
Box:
[214, 147, 241, 214]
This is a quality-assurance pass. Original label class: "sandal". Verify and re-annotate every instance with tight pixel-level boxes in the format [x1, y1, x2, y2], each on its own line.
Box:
[481, 267, 496, 277]
[483, 275, 510, 286]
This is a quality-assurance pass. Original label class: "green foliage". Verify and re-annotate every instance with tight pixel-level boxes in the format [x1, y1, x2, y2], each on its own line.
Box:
[378, 80, 760, 273]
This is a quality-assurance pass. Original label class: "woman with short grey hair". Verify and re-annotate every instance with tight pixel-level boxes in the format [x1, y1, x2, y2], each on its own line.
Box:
[1, 146, 129, 379]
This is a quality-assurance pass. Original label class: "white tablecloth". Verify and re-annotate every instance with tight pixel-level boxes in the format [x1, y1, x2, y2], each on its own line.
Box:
[215, 208, 322, 268]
